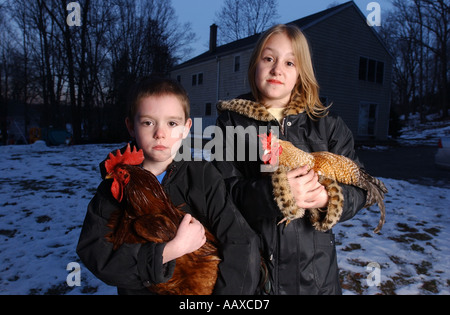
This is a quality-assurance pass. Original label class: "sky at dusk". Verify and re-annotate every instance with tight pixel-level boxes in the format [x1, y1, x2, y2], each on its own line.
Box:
[171, 0, 395, 59]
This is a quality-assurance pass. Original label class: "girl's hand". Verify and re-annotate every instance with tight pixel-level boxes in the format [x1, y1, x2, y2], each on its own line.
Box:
[162, 214, 206, 263]
[287, 166, 329, 209]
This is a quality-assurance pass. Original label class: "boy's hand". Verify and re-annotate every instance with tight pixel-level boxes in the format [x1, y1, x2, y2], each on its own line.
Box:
[287, 166, 329, 209]
[162, 214, 206, 264]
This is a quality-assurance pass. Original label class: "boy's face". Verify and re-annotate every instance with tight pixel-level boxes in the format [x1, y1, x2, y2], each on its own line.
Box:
[255, 32, 299, 108]
[126, 94, 192, 167]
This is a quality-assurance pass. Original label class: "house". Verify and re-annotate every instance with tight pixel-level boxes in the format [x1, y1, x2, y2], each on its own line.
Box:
[170, 1, 392, 141]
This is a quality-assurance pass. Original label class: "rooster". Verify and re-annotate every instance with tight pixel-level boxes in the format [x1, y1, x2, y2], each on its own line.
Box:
[104, 144, 220, 295]
[259, 132, 387, 233]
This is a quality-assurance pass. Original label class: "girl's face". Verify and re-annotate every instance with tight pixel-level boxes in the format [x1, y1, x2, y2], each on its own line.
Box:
[255, 32, 299, 108]
[126, 94, 191, 173]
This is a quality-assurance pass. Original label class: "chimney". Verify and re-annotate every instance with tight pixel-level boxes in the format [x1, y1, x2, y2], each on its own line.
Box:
[209, 24, 218, 52]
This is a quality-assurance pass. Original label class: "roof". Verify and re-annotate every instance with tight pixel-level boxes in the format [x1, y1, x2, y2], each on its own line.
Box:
[172, 1, 357, 70]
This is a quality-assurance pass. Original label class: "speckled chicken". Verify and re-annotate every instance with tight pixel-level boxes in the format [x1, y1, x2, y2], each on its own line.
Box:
[260, 132, 387, 233]
[104, 144, 220, 295]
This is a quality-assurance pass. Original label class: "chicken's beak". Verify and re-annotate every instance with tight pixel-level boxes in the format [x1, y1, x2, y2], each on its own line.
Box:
[105, 173, 113, 180]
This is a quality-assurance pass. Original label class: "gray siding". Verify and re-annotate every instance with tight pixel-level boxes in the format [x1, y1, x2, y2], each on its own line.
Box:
[217, 50, 253, 101]
[173, 60, 218, 132]
[305, 5, 392, 140]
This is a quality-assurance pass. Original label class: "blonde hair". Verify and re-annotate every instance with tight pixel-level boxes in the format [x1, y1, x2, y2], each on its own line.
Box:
[248, 24, 328, 119]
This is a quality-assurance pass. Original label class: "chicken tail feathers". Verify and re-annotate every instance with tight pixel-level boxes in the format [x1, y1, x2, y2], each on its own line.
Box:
[360, 169, 387, 233]
[373, 200, 386, 234]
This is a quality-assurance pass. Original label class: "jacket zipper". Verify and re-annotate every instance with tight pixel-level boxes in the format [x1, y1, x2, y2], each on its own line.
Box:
[280, 118, 286, 136]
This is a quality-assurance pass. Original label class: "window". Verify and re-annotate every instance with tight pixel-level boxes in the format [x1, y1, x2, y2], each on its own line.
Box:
[192, 73, 203, 86]
[359, 57, 368, 81]
[368, 59, 376, 82]
[234, 56, 241, 72]
[358, 103, 378, 136]
[359, 57, 384, 84]
[376, 62, 384, 84]
[205, 103, 212, 116]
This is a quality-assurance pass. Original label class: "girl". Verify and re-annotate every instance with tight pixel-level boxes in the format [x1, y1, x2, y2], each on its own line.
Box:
[77, 77, 260, 295]
[215, 24, 367, 295]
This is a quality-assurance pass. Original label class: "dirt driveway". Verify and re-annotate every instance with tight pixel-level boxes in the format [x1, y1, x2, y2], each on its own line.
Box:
[356, 145, 450, 189]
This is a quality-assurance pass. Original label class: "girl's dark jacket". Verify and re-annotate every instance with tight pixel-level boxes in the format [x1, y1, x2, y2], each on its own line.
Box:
[76, 149, 261, 295]
[214, 94, 367, 295]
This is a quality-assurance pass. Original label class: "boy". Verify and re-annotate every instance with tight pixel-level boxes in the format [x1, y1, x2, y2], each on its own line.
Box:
[77, 77, 260, 294]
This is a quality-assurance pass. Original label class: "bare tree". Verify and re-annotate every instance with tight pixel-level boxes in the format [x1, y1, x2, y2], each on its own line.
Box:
[215, 0, 279, 44]
[417, 0, 449, 118]
[104, 0, 195, 141]
[381, 0, 449, 120]
[1, 0, 195, 144]
[0, 0, 10, 144]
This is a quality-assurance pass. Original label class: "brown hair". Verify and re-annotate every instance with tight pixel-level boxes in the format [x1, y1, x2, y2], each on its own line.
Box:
[248, 24, 328, 118]
[127, 77, 190, 125]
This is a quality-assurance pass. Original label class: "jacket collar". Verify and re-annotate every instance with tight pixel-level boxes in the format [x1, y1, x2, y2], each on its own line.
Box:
[216, 95, 305, 122]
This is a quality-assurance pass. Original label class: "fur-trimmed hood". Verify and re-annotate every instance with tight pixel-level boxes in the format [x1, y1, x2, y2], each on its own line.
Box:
[217, 97, 306, 122]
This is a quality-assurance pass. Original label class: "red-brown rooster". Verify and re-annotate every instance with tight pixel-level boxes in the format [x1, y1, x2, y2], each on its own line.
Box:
[104, 144, 220, 295]
[260, 132, 387, 233]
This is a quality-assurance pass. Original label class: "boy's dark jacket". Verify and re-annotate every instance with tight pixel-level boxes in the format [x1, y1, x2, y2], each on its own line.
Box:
[76, 149, 261, 295]
[214, 94, 367, 295]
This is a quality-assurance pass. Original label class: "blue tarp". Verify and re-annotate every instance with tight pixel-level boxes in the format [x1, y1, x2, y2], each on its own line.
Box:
[46, 129, 72, 146]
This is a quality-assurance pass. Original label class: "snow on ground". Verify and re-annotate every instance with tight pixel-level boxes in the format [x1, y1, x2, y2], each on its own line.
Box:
[1, 117, 449, 295]
[397, 112, 450, 146]
[335, 178, 450, 295]
[0, 142, 120, 295]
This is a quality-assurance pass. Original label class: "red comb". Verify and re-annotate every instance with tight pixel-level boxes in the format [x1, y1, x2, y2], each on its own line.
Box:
[259, 132, 278, 151]
[259, 132, 282, 165]
[105, 143, 144, 174]
[258, 133, 269, 151]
